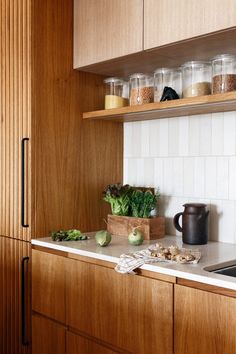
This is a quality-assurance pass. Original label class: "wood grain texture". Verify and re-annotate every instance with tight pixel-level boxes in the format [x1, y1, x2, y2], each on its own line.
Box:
[0, 0, 31, 240]
[77, 27, 236, 77]
[31, 0, 123, 237]
[144, 0, 236, 49]
[175, 284, 236, 354]
[32, 250, 66, 323]
[67, 259, 173, 354]
[83, 92, 236, 123]
[0, 236, 31, 354]
[177, 277, 236, 298]
[67, 331, 119, 354]
[74, 0, 143, 68]
[107, 214, 165, 240]
[32, 314, 66, 354]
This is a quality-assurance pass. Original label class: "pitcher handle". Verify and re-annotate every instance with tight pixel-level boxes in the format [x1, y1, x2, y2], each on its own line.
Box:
[173, 212, 183, 232]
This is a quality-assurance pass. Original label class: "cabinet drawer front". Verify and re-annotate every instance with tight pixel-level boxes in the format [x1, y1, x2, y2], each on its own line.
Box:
[67, 259, 173, 354]
[32, 250, 66, 323]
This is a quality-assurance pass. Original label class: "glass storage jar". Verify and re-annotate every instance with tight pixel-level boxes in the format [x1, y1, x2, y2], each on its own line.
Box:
[129, 73, 154, 105]
[212, 54, 236, 94]
[104, 77, 129, 109]
[182, 61, 211, 98]
[154, 68, 182, 102]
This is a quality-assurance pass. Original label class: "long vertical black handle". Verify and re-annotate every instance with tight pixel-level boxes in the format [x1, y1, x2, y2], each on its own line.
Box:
[22, 256, 30, 346]
[21, 138, 29, 227]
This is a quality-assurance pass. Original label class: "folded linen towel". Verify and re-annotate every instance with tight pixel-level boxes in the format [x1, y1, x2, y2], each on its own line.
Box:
[115, 244, 201, 274]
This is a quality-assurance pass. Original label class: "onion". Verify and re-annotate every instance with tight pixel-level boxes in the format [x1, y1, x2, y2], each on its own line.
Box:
[128, 228, 144, 246]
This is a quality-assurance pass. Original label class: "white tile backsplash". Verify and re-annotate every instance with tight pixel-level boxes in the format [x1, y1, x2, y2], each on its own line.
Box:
[124, 111, 236, 244]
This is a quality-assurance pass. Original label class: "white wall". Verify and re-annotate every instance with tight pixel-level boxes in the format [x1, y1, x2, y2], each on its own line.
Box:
[124, 111, 236, 243]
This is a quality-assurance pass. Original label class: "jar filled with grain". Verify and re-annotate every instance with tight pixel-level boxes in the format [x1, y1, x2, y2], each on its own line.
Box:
[182, 61, 211, 98]
[154, 67, 182, 102]
[129, 73, 154, 106]
[212, 54, 236, 94]
[104, 77, 129, 109]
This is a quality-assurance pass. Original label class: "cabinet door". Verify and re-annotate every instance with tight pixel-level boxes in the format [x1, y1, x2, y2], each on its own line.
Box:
[144, 0, 236, 50]
[67, 259, 173, 354]
[67, 331, 119, 354]
[32, 250, 66, 323]
[32, 314, 66, 354]
[0, 237, 31, 354]
[0, 0, 31, 240]
[74, 0, 143, 68]
[175, 284, 236, 354]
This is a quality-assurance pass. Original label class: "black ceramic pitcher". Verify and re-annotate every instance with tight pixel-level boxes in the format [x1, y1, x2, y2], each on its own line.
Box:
[173, 203, 209, 245]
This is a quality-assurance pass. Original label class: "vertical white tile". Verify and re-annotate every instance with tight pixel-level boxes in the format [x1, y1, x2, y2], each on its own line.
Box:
[136, 158, 145, 186]
[229, 156, 236, 200]
[205, 157, 217, 199]
[126, 159, 138, 186]
[154, 158, 164, 192]
[224, 111, 236, 155]
[173, 158, 184, 196]
[131, 121, 142, 157]
[163, 158, 173, 196]
[189, 116, 200, 156]
[123, 158, 129, 184]
[159, 119, 169, 156]
[143, 158, 155, 187]
[216, 157, 229, 199]
[183, 157, 194, 197]
[123, 122, 133, 158]
[141, 121, 150, 157]
[194, 157, 205, 198]
[211, 113, 224, 156]
[218, 200, 235, 243]
[168, 119, 179, 156]
[179, 116, 189, 156]
[199, 114, 212, 156]
[149, 120, 160, 157]
[209, 202, 219, 242]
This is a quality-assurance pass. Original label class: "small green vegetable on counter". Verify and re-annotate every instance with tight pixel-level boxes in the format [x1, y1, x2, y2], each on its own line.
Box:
[95, 230, 112, 247]
[103, 183, 133, 216]
[51, 229, 87, 242]
[128, 228, 144, 246]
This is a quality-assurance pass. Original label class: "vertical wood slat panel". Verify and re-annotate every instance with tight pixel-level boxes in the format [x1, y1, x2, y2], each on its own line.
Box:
[0, 0, 31, 240]
[0, 236, 31, 354]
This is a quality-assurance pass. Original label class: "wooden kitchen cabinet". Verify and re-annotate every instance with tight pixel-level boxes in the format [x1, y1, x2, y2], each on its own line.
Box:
[144, 0, 236, 50]
[32, 250, 66, 323]
[67, 331, 119, 354]
[0, 237, 31, 354]
[73, 0, 143, 68]
[67, 258, 173, 354]
[32, 314, 66, 354]
[174, 284, 236, 354]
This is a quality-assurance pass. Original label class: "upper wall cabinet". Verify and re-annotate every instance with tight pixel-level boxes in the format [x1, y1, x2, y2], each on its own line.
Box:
[73, 0, 143, 68]
[144, 0, 236, 50]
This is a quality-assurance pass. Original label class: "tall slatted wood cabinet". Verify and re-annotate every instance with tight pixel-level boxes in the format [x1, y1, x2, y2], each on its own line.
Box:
[0, 0, 122, 353]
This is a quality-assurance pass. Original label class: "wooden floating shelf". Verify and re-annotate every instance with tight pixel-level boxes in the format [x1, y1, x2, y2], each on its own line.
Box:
[83, 92, 236, 123]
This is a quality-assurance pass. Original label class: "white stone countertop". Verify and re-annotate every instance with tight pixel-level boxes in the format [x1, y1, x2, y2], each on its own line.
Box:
[32, 234, 236, 291]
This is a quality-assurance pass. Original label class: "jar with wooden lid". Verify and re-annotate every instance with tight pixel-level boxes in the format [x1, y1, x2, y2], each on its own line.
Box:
[129, 73, 154, 106]
[154, 67, 182, 102]
[212, 54, 236, 94]
[104, 77, 129, 109]
[182, 61, 211, 98]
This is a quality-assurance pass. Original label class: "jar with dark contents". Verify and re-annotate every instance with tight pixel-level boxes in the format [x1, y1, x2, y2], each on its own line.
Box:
[129, 73, 154, 106]
[212, 54, 236, 94]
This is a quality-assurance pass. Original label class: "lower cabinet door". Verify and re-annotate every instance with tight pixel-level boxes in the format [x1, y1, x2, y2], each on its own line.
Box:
[67, 259, 173, 354]
[175, 284, 236, 354]
[32, 314, 66, 354]
[0, 237, 31, 354]
[67, 331, 119, 354]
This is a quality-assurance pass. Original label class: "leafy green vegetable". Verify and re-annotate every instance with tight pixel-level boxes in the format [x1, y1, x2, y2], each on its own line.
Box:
[130, 189, 160, 218]
[51, 229, 87, 242]
[103, 184, 133, 216]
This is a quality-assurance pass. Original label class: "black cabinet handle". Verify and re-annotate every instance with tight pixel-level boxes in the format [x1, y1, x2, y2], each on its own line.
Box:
[21, 138, 29, 227]
[21, 256, 30, 346]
